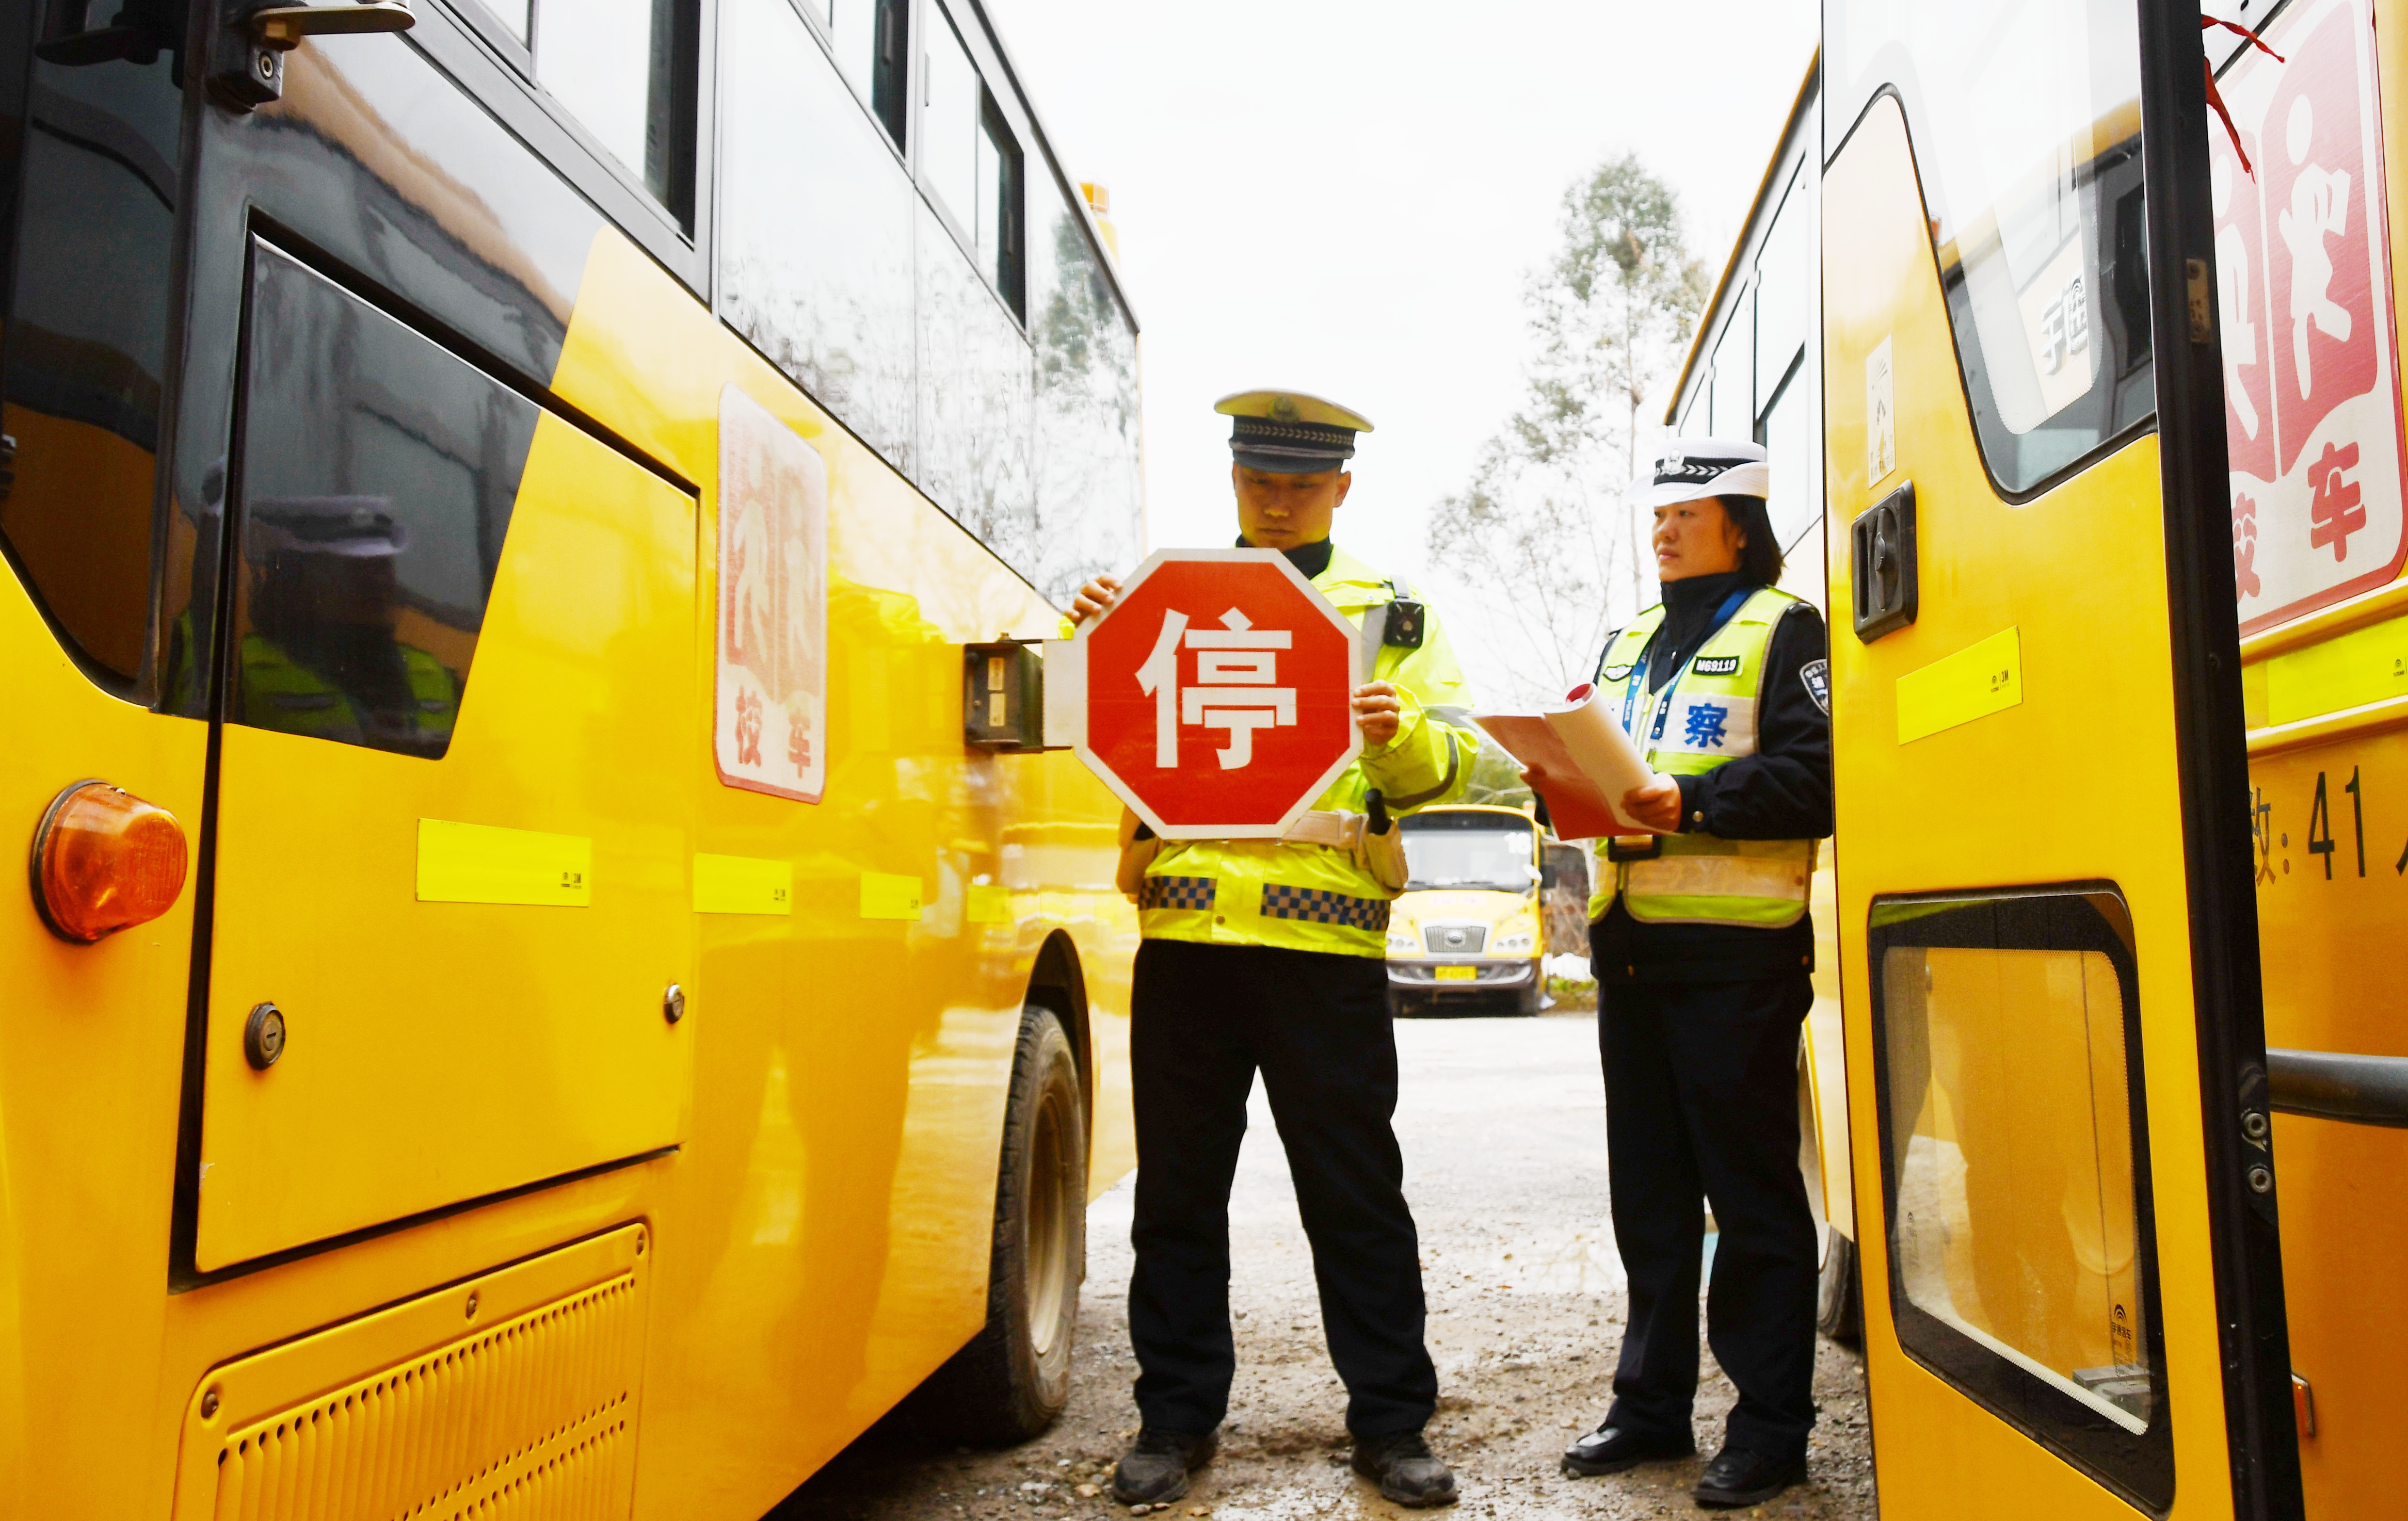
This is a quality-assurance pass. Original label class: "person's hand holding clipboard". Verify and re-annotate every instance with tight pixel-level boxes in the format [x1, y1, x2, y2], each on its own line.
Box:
[1468, 685, 1678, 840]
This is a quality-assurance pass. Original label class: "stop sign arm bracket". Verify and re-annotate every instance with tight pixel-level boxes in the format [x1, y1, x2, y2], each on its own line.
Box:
[962, 638, 1062, 753]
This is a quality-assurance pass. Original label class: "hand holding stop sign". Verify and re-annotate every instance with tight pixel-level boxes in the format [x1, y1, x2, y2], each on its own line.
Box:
[1070, 571, 1405, 747]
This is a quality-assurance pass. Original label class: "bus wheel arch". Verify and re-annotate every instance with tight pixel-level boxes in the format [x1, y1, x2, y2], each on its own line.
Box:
[1026, 930, 1093, 1148]
[911, 986, 1089, 1442]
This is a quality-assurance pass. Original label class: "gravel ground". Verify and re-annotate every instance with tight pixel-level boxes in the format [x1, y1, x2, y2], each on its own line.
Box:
[772, 1008, 1876, 1520]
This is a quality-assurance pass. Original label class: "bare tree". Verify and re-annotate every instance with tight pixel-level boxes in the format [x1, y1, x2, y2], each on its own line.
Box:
[1428, 153, 1710, 703]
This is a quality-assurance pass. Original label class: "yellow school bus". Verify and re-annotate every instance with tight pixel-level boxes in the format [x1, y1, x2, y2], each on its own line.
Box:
[1676, 1, 2408, 1515]
[1, 0, 1141, 1514]
[1383, 803, 1548, 1017]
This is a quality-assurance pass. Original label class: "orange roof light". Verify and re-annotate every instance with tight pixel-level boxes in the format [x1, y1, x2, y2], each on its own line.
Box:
[31, 780, 189, 943]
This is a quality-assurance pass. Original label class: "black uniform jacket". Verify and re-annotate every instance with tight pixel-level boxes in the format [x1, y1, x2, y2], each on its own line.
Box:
[1593, 570, 1834, 985]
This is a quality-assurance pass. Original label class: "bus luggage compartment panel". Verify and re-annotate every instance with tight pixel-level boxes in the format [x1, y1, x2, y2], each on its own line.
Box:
[172, 1224, 648, 1520]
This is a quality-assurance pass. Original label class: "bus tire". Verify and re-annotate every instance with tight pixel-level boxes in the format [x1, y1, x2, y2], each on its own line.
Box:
[1513, 984, 1543, 1017]
[1817, 1226, 1863, 1348]
[921, 1003, 1088, 1443]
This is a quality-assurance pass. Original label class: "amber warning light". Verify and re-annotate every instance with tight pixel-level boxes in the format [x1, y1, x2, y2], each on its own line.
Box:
[30, 780, 189, 943]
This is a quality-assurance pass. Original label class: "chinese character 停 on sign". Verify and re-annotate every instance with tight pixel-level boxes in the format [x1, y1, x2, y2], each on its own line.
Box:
[1137, 607, 1299, 770]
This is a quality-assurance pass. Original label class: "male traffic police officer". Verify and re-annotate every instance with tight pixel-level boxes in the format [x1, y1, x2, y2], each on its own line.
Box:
[1558, 439, 1832, 1509]
[1069, 391, 1479, 1510]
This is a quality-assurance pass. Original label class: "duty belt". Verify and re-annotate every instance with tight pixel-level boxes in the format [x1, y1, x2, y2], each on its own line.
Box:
[1280, 809, 1375, 848]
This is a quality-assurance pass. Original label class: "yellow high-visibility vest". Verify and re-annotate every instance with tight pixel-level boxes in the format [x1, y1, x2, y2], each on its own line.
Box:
[1587, 586, 1814, 929]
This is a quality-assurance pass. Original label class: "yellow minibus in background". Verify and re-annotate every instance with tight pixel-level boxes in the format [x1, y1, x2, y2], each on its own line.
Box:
[1384, 803, 1548, 1017]
[1676, 1, 2408, 1515]
[1, 0, 1142, 1514]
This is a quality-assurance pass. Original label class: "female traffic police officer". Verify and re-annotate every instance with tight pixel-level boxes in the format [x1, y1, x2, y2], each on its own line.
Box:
[1559, 440, 1832, 1510]
[1068, 391, 1480, 1511]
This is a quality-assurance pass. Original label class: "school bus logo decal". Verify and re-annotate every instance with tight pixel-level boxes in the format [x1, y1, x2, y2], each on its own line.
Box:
[2211, 0, 2408, 634]
[716, 384, 830, 802]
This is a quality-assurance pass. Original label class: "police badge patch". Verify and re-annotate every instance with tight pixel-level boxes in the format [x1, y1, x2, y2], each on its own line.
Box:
[1801, 658, 1831, 714]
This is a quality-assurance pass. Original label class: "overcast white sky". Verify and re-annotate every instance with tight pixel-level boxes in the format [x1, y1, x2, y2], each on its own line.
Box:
[984, 1, 1817, 691]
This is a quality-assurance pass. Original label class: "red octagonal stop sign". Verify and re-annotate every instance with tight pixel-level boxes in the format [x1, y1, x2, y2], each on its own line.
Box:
[1077, 549, 1362, 838]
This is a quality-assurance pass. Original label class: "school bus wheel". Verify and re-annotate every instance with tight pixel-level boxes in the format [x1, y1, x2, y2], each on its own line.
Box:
[916, 1002, 1088, 1441]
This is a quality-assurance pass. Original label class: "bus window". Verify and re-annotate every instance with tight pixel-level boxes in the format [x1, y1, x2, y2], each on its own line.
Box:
[1711, 284, 1755, 441]
[917, 197, 1034, 556]
[229, 245, 539, 759]
[978, 95, 1026, 320]
[823, 0, 911, 151]
[531, 0, 698, 226]
[480, 0, 528, 43]
[1827, 0, 2153, 495]
[1, 0, 188, 692]
[1028, 177, 1144, 604]
[1754, 165, 1813, 418]
[722, 0, 918, 470]
[922, 4, 983, 239]
[922, 2, 1024, 317]
[1400, 811, 1539, 893]
[1869, 887, 2170, 1510]
[1761, 362, 1820, 554]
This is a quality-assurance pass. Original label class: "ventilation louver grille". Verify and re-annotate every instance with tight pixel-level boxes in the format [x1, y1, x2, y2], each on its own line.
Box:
[179, 1226, 647, 1521]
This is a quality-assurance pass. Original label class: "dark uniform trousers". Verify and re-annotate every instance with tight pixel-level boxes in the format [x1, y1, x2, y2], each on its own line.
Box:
[1128, 938, 1438, 1438]
[1597, 968, 1819, 1457]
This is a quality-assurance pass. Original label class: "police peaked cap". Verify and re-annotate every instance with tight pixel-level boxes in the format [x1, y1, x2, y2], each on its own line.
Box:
[1217, 389, 1374, 473]
[1640, 437, 1771, 507]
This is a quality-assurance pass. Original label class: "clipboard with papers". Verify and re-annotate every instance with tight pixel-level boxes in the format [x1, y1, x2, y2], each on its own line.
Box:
[1470, 684, 1667, 842]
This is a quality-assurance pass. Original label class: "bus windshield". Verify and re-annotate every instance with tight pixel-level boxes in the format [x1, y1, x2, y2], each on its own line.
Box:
[1402, 820, 1537, 892]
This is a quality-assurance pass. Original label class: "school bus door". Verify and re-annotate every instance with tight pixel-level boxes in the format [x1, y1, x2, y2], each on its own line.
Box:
[166, 19, 700, 1274]
[1822, 0, 2302, 1515]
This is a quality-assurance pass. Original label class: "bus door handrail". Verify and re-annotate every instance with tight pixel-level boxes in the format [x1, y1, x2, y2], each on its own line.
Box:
[2265, 1047, 2408, 1129]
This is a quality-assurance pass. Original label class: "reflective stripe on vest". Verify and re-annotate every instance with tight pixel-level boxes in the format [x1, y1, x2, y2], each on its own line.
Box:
[1592, 587, 1812, 929]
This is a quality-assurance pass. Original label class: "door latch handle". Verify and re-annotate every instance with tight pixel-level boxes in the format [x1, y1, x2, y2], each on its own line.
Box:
[207, 0, 411, 112]
[248, 0, 413, 45]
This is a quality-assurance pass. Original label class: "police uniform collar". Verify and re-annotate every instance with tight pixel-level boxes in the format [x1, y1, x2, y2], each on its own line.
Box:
[1239, 533, 1334, 580]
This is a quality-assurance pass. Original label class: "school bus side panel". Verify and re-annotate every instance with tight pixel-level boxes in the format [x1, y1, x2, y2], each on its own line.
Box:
[547, 231, 1134, 1515]
[0, 585, 203, 1517]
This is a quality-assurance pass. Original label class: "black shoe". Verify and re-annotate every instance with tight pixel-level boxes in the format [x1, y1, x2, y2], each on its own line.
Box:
[1561, 1421, 1696, 1477]
[1111, 1428, 1218, 1506]
[1692, 1444, 1806, 1509]
[1351, 1430, 1458, 1508]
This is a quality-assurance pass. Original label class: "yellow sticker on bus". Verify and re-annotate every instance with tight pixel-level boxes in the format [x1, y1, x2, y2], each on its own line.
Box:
[1896, 627, 2023, 744]
[416, 818, 592, 906]
[859, 871, 925, 920]
[2264, 613, 2408, 726]
[693, 853, 794, 915]
[966, 883, 1011, 923]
